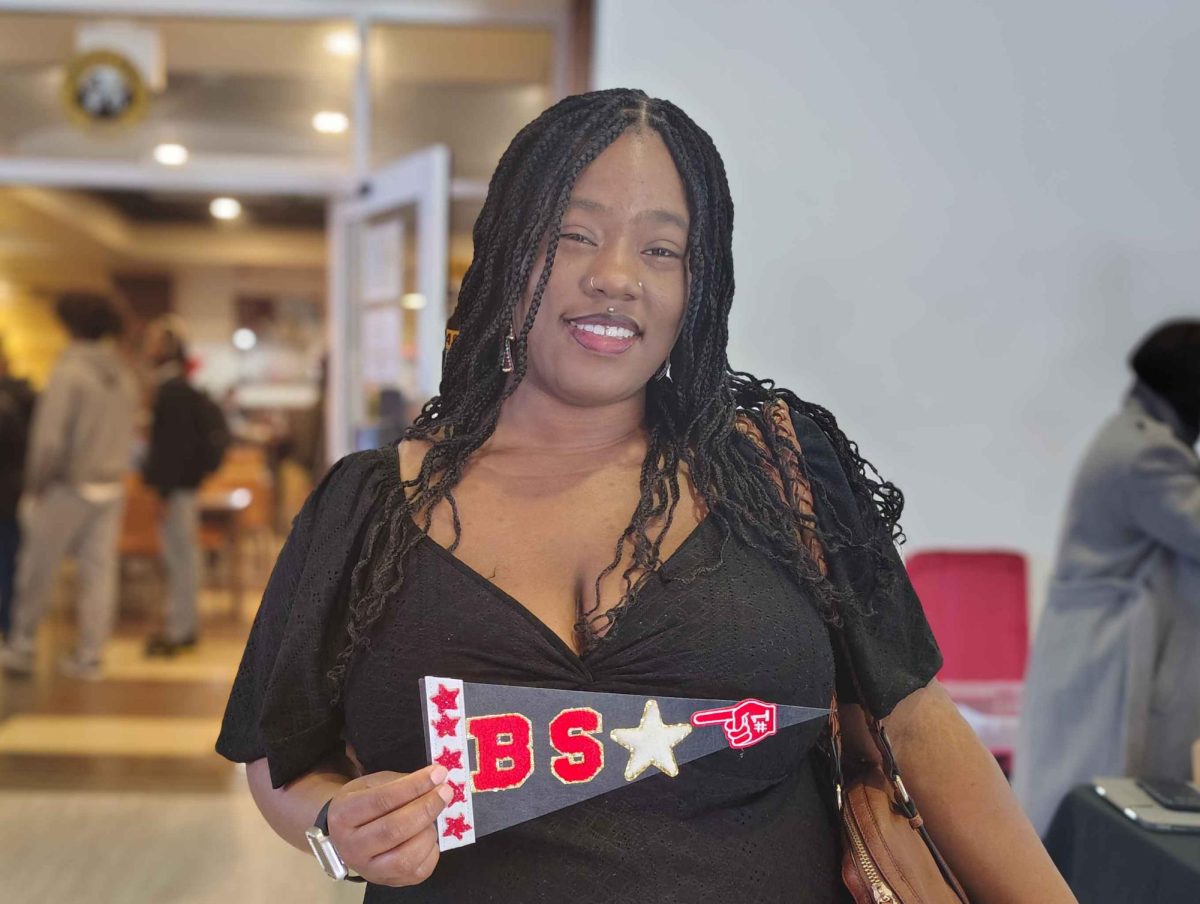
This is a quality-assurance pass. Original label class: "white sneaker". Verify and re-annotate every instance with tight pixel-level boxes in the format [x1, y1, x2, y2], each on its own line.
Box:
[58, 655, 103, 682]
[0, 644, 35, 677]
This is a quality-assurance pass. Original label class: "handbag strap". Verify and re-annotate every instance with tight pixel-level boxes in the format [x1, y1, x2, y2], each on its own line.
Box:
[735, 400, 968, 899]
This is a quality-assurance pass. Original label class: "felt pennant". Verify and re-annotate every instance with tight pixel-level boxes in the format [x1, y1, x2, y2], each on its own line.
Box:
[419, 676, 829, 851]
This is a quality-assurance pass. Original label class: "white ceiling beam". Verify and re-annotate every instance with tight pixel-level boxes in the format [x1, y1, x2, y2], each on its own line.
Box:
[0, 156, 352, 197]
[0, 0, 566, 26]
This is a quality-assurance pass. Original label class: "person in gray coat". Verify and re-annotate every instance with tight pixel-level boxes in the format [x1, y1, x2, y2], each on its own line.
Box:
[0, 292, 138, 681]
[1014, 319, 1200, 836]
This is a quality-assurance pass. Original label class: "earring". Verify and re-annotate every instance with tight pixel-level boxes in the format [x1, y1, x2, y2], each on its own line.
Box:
[655, 358, 671, 381]
[638, 281, 643, 290]
[500, 319, 515, 374]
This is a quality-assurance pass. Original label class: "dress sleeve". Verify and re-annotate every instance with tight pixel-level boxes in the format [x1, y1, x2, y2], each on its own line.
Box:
[790, 413, 943, 717]
[215, 450, 391, 787]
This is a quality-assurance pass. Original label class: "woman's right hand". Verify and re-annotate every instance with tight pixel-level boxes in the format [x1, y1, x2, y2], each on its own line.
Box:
[326, 764, 454, 887]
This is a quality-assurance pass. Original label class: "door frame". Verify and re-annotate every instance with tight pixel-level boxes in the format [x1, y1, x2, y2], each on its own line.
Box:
[326, 144, 451, 461]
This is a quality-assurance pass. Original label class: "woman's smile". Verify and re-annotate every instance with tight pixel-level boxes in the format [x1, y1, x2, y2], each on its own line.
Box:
[564, 312, 642, 356]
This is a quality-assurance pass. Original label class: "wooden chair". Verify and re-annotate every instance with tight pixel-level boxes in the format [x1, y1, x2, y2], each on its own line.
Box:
[117, 474, 164, 618]
[201, 444, 275, 575]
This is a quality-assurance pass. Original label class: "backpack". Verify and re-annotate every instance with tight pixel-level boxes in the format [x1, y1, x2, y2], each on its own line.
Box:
[193, 388, 231, 477]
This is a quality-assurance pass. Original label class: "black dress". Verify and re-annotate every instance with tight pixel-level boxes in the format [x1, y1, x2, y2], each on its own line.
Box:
[216, 413, 942, 903]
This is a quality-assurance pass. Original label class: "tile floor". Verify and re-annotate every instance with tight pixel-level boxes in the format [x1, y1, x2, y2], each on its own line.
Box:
[0, 578, 363, 904]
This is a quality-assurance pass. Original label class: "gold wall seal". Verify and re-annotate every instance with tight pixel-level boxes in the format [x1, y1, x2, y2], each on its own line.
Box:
[61, 49, 149, 128]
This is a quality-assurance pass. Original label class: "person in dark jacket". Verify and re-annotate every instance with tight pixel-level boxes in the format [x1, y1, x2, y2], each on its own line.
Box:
[0, 340, 35, 639]
[141, 317, 212, 656]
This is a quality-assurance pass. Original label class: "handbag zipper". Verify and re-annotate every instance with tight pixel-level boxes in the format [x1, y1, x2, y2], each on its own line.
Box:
[844, 800, 898, 904]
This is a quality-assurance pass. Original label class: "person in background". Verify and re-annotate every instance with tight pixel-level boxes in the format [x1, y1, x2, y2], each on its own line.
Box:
[1016, 319, 1200, 836]
[141, 317, 226, 656]
[0, 292, 138, 681]
[0, 340, 35, 639]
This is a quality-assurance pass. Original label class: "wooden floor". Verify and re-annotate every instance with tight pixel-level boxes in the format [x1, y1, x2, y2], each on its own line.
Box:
[0, 570, 363, 904]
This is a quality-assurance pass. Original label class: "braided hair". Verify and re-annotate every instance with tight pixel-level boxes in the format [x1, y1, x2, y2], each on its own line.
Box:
[327, 88, 905, 701]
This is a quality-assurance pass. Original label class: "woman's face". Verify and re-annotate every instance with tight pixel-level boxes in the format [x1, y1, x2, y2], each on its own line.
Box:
[515, 128, 690, 407]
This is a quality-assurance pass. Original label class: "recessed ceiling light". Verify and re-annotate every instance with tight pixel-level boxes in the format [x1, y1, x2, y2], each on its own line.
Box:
[233, 328, 257, 351]
[312, 111, 349, 135]
[153, 143, 188, 166]
[210, 197, 242, 221]
[401, 293, 427, 311]
[325, 29, 359, 57]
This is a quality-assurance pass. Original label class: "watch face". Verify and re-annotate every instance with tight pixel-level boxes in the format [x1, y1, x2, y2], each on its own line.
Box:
[306, 829, 350, 881]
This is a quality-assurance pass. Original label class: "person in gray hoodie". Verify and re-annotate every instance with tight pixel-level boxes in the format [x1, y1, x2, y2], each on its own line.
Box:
[1015, 319, 1200, 836]
[0, 292, 137, 680]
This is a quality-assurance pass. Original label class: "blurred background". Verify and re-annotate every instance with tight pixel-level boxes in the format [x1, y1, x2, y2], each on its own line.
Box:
[0, 1, 1196, 901]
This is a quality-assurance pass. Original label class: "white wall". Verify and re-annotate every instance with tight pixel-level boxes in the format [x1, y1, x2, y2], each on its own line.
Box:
[594, 1, 1200, 621]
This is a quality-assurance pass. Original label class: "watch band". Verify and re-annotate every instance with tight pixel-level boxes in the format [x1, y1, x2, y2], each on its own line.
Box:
[314, 798, 336, 834]
[307, 798, 366, 883]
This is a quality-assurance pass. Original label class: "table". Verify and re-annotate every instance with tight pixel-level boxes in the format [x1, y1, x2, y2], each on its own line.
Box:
[1044, 785, 1200, 903]
[198, 488, 251, 619]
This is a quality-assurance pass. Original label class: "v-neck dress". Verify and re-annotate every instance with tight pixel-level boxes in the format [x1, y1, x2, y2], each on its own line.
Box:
[216, 413, 942, 903]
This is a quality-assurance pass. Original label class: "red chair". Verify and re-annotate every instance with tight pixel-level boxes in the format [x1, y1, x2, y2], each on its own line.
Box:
[905, 550, 1029, 773]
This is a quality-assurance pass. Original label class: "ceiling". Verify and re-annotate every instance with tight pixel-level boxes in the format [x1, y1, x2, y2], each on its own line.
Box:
[80, 188, 485, 234]
[0, 14, 555, 82]
[88, 189, 327, 229]
[0, 13, 557, 179]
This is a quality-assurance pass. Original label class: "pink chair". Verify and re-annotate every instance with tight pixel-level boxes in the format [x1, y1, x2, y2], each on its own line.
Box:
[905, 550, 1029, 773]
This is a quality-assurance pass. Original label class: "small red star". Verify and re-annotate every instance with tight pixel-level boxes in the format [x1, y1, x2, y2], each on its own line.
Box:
[435, 747, 463, 771]
[433, 713, 460, 738]
[447, 779, 466, 805]
[431, 684, 460, 713]
[442, 814, 472, 840]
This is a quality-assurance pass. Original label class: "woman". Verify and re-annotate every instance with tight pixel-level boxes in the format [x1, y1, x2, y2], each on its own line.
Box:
[1016, 320, 1200, 837]
[218, 90, 1073, 902]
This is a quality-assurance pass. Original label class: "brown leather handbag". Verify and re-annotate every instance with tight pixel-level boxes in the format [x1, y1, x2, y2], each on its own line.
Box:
[735, 400, 970, 904]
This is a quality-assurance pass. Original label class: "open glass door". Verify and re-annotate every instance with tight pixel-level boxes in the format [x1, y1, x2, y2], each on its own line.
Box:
[327, 145, 450, 460]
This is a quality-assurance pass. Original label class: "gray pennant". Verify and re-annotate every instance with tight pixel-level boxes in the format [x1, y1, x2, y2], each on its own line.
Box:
[419, 676, 829, 850]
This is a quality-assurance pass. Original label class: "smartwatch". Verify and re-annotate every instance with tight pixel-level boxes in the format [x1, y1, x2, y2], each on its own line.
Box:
[305, 798, 366, 882]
